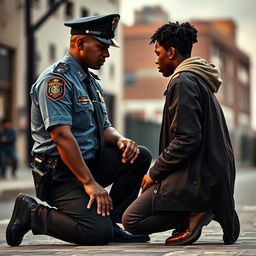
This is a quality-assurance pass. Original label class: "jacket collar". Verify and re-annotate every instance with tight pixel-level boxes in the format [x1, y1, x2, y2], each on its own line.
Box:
[62, 52, 89, 82]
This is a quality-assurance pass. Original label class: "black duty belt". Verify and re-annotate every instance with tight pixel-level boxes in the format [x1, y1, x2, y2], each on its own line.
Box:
[32, 154, 59, 170]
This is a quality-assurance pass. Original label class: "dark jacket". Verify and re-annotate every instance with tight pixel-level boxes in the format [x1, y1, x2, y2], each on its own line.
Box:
[149, 58, 239, 245]
[1, 128, 16, 149]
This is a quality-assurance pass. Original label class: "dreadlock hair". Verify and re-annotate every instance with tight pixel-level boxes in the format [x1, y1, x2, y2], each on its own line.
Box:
[150, 21, 198, 57]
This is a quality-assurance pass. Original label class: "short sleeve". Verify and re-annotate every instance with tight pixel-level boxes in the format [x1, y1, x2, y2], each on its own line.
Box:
[38, 76, 73, 130]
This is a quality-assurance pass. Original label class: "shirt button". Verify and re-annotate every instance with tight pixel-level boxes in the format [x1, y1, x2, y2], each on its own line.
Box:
[153, 190, 157, 194]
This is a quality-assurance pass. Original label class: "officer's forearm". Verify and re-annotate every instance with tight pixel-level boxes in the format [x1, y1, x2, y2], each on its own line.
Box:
[103, 126, 124, 146]
[50, 126, 95, 185]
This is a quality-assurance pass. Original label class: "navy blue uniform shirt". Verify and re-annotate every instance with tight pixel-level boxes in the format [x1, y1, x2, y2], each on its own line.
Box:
[30, 52, 111, 160]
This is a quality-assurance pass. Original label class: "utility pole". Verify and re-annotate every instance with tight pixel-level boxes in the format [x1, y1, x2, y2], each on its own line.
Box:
[25, 0, 68, 164]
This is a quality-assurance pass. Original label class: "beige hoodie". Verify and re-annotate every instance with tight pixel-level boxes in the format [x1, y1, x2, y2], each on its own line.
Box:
[169, 57, 223, 93]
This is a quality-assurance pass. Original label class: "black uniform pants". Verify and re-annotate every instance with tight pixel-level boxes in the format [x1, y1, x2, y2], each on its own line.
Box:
[31, 145, 151, 245]
[122, 184, 189, 236]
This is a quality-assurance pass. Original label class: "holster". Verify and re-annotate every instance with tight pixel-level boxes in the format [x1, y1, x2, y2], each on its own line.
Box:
[31, 155, 59, 201]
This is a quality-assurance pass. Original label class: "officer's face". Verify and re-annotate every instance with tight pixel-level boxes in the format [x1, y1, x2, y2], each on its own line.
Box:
[154, 42, 175, 77]
[79, 36, 110, 70]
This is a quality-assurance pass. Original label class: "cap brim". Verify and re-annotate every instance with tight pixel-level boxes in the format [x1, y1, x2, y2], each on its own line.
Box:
[93, 36, 120, 48]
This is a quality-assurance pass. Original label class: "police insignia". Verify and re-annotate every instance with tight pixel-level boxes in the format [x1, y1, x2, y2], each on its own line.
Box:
[46, 78, 66, 101]
[112, 17, 119, 31]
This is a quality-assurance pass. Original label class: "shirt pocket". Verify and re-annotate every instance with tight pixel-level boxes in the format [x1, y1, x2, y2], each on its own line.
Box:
[73, 102, 94, 131]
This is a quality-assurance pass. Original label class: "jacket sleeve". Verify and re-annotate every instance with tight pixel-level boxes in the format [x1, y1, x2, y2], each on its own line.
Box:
[149, 77, 203, 181]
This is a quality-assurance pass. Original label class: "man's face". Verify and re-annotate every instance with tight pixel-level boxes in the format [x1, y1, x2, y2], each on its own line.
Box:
[2, 121, 11, 129]
[154, 42, 175, 77]
[79, 36, 110, 70]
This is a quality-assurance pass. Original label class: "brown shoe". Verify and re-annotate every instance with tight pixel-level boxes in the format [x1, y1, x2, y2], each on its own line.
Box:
[165, 212, 214, 246]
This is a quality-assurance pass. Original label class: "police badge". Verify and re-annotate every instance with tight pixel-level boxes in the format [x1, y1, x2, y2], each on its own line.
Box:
[112, 16, 119, 31]
[46, 77, 66, 101]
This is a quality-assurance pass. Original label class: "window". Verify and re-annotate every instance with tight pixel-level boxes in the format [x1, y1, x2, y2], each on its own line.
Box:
[239, 87, 249, 110]
[48, 0, 56, 7]
[124, 72, 136, 86]
[109, 63, 115, 78]
[238, 63, 249, 85]
[0, 46, 11, 83]
[226, 80, 234, 105]
[65, 1, 74, 18]
[81, 7, 89, 17]
[210, 44, 225, 70]
[49, 44, 56, 62]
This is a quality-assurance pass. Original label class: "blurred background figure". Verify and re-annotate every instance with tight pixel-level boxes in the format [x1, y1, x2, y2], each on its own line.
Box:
[0, 118, 18, 179]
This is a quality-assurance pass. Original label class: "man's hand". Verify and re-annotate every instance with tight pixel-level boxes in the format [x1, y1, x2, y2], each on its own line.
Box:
[141, 174, 154, 193]
[117, 138, 140, 164]
[84, 182, 113, 216]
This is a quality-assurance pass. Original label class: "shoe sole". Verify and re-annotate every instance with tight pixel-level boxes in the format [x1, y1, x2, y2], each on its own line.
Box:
[165, 212, 214, 246]
[113, 234, 150, 243]
[6, 193, 26, 246]
[113, 237, 150, 243]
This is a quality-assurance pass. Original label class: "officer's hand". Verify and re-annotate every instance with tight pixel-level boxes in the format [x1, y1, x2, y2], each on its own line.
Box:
[84, 182, 113, 216]
[117, 138, 139, 164]
[141, 174, 154, 194]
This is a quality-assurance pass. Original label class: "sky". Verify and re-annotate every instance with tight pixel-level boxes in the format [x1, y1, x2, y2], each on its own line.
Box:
[120, 0, 256, 130]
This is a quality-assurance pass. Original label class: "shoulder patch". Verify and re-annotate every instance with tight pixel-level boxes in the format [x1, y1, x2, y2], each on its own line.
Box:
[53, 62, 69, 74]
[46, 78, 66, 101]
[171, 73, 180, 82]
[89, 72, 100, 80]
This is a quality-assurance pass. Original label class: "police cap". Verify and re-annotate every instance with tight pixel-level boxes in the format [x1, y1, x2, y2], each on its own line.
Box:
[64, 14, 120, 47]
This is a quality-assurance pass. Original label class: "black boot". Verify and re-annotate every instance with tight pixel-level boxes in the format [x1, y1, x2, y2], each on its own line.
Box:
[6, 193, 37, 246]
[113, 223, 150, 243]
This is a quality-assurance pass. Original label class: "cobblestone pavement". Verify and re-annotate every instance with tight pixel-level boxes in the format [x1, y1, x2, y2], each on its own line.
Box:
[0, 168, 256, 255]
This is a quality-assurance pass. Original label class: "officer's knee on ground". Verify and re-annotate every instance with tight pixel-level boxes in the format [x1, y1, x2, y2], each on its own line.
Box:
[77, 221, 114, 245]
[122, 211, 142, 235]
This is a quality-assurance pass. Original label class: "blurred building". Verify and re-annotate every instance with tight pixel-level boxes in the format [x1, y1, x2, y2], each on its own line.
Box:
[0, 0, 123, 166]
[123, 6, 169, 158]
[134, 5, 169, 25]
[124, 7, 253, 164]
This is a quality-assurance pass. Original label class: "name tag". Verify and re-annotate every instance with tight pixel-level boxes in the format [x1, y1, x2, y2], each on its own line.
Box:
[78, 95, 90, 104]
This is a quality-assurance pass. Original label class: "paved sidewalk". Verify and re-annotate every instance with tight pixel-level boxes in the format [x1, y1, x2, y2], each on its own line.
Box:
[0, 167, 256, 255]
[0, 207, 256, 256]
[0, 167, 35, 201]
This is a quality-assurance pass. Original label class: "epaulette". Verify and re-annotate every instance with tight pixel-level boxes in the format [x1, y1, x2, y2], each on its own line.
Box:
[89, 71, 100, 80]
[53, 62, 69, 75]
[171, 73, 180, 82]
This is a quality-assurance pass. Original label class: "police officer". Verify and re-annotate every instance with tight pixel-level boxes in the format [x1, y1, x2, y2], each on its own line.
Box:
[0, 118, 18, 179]
[6, 14, 151, 246]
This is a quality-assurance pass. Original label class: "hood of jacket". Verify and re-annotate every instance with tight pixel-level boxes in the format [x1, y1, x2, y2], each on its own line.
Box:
[169, 57, 223, 93]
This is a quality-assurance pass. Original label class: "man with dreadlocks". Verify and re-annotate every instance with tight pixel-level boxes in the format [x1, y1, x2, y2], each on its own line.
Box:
[122, 21, 240, 246]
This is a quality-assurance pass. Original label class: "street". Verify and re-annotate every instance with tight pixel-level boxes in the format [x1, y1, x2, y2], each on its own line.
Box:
[0, 167, 256, 255]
